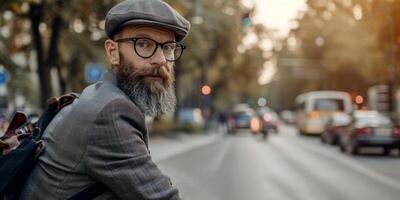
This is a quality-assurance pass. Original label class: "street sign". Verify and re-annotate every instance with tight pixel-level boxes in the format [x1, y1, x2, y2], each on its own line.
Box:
[257, 97, 267, 107]
[85, 63, 104, 83]
[0, 67, 9, 85]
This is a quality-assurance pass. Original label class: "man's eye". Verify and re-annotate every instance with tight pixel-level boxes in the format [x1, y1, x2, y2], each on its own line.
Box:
[136, 40, 153, 48]
[163, 44, 176, 51]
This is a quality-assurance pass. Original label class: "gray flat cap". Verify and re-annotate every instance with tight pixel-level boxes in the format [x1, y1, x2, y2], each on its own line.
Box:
[105, 0, 190, 42]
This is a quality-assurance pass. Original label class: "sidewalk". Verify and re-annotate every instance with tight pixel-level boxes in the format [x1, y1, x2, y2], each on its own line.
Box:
[149, 131, 223, 163]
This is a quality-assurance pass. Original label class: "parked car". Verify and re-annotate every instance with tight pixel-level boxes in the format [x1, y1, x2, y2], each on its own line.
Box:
[338, 110, 400, 155]
[177, 108, 204, 126]
[321, 112, 352, 145]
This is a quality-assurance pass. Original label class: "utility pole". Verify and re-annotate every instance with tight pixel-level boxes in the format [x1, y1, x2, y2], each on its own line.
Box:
[190, 0, 212, 128]
[385, 3, 397, 118]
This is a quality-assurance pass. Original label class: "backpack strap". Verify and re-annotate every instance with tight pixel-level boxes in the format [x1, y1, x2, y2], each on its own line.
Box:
[35, 93, 79, 140]
[2, 112, 28, 138]
[68, 182, 108, 200]
[47, 93, 80, 112]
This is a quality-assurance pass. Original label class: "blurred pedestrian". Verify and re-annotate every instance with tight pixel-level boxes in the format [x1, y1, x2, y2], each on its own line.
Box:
[218, 111, 228, 134]
[20, 0, 190, 199]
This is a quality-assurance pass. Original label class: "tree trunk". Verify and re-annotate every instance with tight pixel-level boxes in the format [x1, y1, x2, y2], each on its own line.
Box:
[29, 3, 52, 109]
[47, 0, 66, 95]
[56, 64, 67, 94]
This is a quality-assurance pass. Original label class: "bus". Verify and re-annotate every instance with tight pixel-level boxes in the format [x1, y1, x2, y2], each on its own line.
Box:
[295, 91, 353, 135]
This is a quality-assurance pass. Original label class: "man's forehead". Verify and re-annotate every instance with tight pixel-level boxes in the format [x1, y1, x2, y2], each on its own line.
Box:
[120, 25, 175, 41]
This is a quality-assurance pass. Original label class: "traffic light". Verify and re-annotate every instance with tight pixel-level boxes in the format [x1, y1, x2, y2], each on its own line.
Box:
[355, 95, 364, 105]
[201, 85, 211, 96]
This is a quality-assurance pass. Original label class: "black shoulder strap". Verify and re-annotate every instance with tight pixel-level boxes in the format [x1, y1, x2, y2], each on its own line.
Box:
[68, 183, 108, 200]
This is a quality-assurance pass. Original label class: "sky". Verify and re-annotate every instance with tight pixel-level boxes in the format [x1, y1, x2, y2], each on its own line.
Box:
[252, 0, 307, 37]
[244, 0, 307, 85]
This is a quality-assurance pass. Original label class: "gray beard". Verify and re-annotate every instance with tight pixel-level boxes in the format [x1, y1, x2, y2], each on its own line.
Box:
[116, 65, 176, 117]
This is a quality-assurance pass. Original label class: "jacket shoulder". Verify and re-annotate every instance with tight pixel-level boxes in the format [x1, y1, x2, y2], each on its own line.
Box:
[98, 98, 147, 135]
[80, 81, 138, 112]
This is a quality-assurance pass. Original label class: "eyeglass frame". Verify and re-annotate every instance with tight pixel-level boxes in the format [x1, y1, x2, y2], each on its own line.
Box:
[114, 37, 186, 62]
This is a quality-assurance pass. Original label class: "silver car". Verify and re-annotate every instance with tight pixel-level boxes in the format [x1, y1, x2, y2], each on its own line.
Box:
[338, 110, 400, 155]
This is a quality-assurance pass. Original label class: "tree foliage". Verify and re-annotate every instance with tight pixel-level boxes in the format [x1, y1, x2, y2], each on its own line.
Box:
[272, 0, 400, 110]
[0, 0, 269, 114]
[0, 0, 119, 108]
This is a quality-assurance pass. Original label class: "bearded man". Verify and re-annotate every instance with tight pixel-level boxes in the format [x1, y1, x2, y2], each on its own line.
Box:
[20, 0, 190, 199]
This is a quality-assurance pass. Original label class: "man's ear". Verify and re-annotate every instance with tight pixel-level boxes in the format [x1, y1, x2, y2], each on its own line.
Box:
[105, 39, 120, 65]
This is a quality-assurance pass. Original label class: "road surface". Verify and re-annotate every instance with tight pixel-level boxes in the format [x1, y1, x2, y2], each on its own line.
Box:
[155, 124, 400, 200]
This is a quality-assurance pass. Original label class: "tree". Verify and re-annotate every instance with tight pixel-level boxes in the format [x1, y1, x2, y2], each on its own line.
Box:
[0, 0, 117, 108]
[272, 0, 394, 110]
[1, 0, 270, 114]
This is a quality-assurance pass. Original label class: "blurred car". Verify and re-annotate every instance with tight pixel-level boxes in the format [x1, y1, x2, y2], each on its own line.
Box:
[228, 106, 259, 134]
[280, 110, 295, 124]
[338, 110, 400, 155]
[295, 91, 352, 135]
[258, 109, 279, 133]
[321, 112, 351, 145]
[177, 108, 204, 126]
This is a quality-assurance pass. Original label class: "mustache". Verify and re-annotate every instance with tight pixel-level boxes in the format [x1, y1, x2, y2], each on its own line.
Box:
[125, 65, 173, 83]
[132, 67, 175, 87]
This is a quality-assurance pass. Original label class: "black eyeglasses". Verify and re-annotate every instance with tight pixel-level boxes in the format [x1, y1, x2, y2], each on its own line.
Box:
[114, 37, 186, 62]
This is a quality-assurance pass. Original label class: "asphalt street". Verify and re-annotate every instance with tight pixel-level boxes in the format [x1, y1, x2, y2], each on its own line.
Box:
[155, 124, 400, 200]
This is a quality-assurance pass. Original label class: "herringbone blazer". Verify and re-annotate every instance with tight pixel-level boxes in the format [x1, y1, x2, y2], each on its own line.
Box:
[20, 71, 180, 200]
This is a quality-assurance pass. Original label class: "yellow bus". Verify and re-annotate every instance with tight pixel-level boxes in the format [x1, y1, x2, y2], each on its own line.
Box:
[295, 91, 353, 135]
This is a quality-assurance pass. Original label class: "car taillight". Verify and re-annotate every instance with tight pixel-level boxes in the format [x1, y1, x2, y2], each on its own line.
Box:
[251, 118, 260, 132]
[307, 111, 319, 119]
[354, 128, 372, 135]
[393, 128, 400, 136]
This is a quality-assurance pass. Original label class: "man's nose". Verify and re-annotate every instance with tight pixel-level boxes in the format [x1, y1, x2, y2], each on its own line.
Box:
[150, 46, 168, 66]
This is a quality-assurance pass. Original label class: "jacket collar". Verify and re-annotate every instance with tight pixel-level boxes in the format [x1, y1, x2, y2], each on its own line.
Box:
[102, 70, 118, 86]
